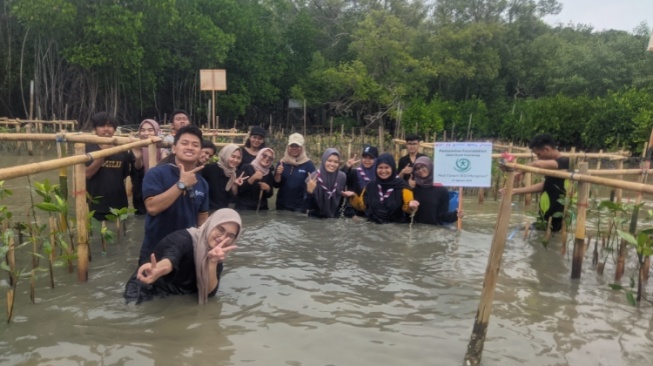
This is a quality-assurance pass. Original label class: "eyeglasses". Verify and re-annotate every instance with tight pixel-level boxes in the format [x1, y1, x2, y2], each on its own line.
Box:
[261, 154, 274, 161]
[213, 225, 237, 244]
[289, 144, 301, 149]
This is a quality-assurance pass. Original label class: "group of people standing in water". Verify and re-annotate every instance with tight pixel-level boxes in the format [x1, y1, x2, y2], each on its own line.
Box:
[84, 112, 462, 305]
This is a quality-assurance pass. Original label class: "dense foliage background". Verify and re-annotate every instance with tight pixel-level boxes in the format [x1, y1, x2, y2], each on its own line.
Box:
[1, 0, 652, 151]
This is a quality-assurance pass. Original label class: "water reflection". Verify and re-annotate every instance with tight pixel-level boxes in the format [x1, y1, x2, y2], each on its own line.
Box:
[0, 144, 652, 365]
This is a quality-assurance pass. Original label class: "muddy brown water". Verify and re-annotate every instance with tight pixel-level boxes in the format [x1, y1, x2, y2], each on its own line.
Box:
[0, 143, 652, 365]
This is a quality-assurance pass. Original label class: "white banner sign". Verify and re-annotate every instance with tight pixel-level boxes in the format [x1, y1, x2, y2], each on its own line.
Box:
[433, 142, 493, 187]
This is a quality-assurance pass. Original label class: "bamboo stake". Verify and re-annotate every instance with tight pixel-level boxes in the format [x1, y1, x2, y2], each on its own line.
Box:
[148, 143, 158, 168]
[615, 160, 624, 203]
[6, 288, 14, 323]
[464, 170, 515, 365]
[56, 137, 68, 200]
[74, 143, 89, 282]
[587, 168, 653, 176]
[0, 138, 158, 181]
[7, 234, 15, 287]
[571, 163, 590, 279]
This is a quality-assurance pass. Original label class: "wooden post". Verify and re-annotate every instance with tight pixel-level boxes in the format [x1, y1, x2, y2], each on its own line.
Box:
[524, 150, 532, 206]
[615, 159, 623, 203]
[74, 143, 89, 282]
[26, 123, 33, 156]
[571, 162, 590, 279]
[464, 170, 515, 365]
[596, 149, 603, 170]
[56, 136, 68, 200]
[329, 117, 333, 139]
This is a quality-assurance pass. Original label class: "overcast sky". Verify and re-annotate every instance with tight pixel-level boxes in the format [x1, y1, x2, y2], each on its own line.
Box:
[543, 0, 653, 32]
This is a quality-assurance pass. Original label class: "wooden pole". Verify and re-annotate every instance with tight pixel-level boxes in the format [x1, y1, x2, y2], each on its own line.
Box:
[0, 138, 158, 181]
[524, 151, 532, 206]
[148, 143, 158, 168]
[212, 90, 216, 130]
[56, 137, 68, 200]
[464, 170, 515, 365]
[0, 132, 155, 146]
[502, 162, 653, 195]
[26, 124, 33, 156]
[571, 163, 590, 279]
[74, 143, 89, 282]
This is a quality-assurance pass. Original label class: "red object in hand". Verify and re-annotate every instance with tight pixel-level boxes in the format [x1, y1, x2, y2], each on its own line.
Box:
[501, 151, 515, 163]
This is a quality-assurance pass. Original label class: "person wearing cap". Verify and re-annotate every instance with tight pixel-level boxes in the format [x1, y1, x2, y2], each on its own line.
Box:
[341, 145, 378, 218]
[274, 133, 316, 212]
[240, 126, 267, 168]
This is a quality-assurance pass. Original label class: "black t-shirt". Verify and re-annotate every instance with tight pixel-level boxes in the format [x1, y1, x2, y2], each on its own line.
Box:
[540, 157, 570, 232]
[397, 153, 426, 181]
[85, 144, 133, 217]
[235, 165, 275, 210]
[202, 163, 235, 211]
[413, 185, 457, 225]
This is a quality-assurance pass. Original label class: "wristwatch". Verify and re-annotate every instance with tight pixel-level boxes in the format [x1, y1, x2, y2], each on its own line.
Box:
[176, 181, 186, 190]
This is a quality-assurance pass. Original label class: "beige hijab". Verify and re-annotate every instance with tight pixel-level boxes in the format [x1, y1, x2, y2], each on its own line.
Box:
[217, 144, 241, 191]
[187, 208, 242, 305]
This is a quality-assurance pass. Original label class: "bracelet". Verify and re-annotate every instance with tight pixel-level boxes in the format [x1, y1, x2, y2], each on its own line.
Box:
[86, 153, 94, 163]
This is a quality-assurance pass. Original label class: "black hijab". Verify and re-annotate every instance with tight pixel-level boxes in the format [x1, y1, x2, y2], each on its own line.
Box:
[376, 153, 409, 191]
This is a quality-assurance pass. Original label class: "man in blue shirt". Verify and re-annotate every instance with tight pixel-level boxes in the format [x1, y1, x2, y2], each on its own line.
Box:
[138, 125, 209, 264]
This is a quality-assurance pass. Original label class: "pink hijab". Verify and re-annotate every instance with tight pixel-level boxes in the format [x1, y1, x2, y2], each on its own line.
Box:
[250, 147, 275, 176]
[139, 119, 161, 171]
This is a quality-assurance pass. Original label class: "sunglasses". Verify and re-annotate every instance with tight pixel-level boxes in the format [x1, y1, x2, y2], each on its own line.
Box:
[261, 154, 274, 161]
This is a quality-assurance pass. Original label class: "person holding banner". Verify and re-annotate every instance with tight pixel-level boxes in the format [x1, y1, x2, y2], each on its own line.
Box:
[502, 134, 569, 232]
[410, 156, 462, 225]
[349, 153, 419, 223]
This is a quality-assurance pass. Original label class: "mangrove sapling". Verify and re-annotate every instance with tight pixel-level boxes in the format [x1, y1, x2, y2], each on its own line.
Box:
[615, 227, 653, 304]
[106, 207, 136, 239]
[100, 222, 116, 254]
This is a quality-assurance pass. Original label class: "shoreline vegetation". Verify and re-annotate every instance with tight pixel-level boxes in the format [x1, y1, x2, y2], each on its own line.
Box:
[0, 1, 652, 153]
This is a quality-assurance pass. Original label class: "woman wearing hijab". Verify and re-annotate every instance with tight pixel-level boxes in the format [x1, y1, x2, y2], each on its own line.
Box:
[239, 126, 267, 168]
[124, 208, 241, 304]
[410, 156, 461, 225]
[131, 119, 162, 214]
[306, 148, 354, 218]
[349, 153, 419, 223]
[202, 144, 248, 211]
[235, 147, 275, 210]
[342, 145, 378, 218]
[274, 133, 316, 212]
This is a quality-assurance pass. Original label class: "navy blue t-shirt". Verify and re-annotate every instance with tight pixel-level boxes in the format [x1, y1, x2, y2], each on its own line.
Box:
[138, 164, 209, 264]
[274, 160, 316, 212]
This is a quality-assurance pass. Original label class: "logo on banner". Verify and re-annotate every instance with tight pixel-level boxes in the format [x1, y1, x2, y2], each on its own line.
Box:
[455, 158, 471, 173]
